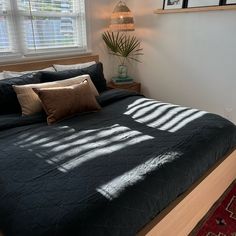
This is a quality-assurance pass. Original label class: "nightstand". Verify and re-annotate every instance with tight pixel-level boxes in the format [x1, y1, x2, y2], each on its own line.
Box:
[107, 81, 141, 93]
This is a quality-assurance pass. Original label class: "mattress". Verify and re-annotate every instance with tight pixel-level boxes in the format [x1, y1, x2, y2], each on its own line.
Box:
[0, 89, 235, 236]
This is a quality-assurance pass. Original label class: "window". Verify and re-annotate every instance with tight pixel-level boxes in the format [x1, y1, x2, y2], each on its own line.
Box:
[0, 0, 12, 54]
[0, 0, 87, 59]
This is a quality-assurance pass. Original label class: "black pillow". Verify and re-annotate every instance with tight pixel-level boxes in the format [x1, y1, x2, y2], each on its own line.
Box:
[0, 73, 41, 114]
[40, 62, 107, 93]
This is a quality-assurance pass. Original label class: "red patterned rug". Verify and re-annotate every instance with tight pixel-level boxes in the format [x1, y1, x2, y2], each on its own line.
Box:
[190, 179, 236, 236]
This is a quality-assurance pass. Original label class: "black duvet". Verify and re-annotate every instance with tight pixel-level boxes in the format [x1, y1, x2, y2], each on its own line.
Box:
[0, 90, 235, 236]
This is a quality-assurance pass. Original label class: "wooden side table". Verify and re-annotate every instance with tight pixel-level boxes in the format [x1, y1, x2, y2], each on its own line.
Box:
[107, 81, 141, 93]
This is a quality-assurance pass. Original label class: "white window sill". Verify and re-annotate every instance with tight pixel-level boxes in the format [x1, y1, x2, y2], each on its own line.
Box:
[0, 49, 92, 65]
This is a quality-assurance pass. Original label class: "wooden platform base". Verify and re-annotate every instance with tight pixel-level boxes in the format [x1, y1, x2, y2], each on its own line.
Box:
[138, 150, 236, 236]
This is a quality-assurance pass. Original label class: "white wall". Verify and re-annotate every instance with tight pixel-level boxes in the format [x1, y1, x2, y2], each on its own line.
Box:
[112, 0, 236, 123]
[87, 0, 115, 80]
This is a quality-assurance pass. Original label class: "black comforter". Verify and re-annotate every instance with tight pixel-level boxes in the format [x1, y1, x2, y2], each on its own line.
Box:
[0, 90, 235, 236]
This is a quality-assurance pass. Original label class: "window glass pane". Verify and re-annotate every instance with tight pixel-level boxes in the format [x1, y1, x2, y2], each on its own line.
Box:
[0, 0, 6, 11]
[0, 0, 11, 54]
[19, 0, 75, 13]
[18, 0, 87, 52]
[0, 16, 10, 52]
[24, 16, 78, 50]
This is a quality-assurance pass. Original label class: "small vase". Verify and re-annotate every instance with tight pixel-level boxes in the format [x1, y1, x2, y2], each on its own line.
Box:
[118, 64, 128, 79]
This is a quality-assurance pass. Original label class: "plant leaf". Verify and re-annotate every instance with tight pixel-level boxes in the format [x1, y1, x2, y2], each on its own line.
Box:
[102, 31, 143, 63]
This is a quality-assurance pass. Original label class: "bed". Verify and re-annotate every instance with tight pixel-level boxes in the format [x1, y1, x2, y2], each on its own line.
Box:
[0, 55, 235, 236]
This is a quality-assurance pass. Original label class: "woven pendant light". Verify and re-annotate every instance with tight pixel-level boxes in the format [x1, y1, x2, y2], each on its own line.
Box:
[109, 1, 135, 32]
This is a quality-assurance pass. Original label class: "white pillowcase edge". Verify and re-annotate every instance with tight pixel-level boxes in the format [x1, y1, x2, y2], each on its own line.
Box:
[53, 61, 96, 72]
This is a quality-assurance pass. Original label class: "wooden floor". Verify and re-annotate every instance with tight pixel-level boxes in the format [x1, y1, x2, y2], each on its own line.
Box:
[138, 150, 236, 236]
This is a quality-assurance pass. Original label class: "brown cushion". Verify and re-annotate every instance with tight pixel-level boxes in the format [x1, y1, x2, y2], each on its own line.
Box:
[33, 80, 101, 125]
[13, 75, 99, 116]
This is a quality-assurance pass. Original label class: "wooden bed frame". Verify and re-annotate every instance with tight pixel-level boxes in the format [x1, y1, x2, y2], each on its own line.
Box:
[138, 149, 236, 236]
[0, 54, 235, 236]
[0, 54, 99, 72]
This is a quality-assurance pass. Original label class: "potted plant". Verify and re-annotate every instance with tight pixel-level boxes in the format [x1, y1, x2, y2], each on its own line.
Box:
[102, 31, 143, 79]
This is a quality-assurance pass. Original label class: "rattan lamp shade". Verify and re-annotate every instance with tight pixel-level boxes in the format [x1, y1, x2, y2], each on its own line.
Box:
[109, 1, 135, 32]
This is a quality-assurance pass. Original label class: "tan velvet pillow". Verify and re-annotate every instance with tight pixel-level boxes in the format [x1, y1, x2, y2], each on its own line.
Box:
[13, 75, 99, 116]
[33, 80, 101, 125]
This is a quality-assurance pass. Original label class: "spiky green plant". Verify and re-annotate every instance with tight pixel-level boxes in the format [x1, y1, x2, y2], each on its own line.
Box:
[102, 31, 143, 65]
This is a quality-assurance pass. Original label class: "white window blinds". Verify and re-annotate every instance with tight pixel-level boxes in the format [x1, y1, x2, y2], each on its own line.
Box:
[0, 0, 87, 58]
[0, 0, 13, 54]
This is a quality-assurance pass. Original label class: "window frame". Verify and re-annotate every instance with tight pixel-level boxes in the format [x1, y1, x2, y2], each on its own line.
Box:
[0, 0, 89, 63]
